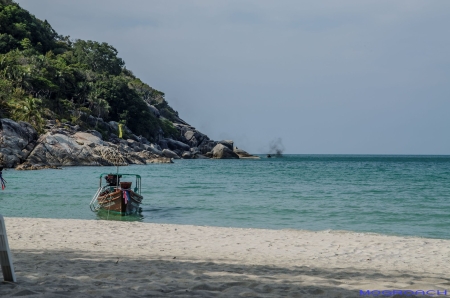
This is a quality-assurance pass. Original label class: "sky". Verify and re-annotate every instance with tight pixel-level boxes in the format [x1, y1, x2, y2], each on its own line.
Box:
[16, 0, 450, 154]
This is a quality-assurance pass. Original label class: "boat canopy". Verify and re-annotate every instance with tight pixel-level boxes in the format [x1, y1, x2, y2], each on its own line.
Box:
[99, 173, 141, 179]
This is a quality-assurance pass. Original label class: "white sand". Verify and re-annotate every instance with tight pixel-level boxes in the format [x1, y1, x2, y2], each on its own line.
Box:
[1, 217, 449, 297]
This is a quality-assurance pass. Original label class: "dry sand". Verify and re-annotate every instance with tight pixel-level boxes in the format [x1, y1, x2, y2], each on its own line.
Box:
[1, 217, 449, 297]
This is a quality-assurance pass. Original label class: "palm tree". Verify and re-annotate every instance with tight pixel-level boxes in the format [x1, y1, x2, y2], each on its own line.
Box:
[8, 93, 45, 132]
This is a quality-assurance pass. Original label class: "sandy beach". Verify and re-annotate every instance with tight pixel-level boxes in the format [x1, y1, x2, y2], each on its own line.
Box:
[1, 217, 449, 297]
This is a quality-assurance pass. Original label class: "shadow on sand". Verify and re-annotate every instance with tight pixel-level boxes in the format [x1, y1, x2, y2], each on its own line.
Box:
[0, 249, 443, 297]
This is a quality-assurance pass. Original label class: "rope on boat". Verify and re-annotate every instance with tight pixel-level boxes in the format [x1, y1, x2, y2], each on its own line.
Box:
[0, 170, 6, 190]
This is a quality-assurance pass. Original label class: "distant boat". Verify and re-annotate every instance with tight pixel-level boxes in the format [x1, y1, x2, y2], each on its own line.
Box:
[90, 173, 143, 215]
[267, 154, 272, 158]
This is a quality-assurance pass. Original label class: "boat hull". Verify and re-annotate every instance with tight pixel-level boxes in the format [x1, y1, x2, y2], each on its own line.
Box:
[97, 188, 143, 215]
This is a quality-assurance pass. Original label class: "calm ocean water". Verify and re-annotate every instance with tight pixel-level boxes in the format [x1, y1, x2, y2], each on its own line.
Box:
[1, 155, 449, 239]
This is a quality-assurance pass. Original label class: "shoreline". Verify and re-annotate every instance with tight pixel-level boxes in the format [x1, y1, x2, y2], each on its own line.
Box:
[3, 214, 448, 241]
[1, 217, 449, 297]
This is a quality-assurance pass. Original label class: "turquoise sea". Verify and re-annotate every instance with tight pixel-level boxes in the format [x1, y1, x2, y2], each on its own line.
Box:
[1, 155, 450, 239]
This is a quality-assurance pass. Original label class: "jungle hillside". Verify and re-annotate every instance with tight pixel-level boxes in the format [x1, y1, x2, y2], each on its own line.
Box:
[0, 0, 181, 141]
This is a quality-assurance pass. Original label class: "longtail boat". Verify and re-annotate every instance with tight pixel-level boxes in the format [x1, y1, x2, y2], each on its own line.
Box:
[90, 173, 143, 215]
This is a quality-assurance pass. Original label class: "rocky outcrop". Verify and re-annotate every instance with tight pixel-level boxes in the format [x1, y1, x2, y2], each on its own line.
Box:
[1, 115, 256, 169]
[12, 121, 172, 169]
[147, 104, 160, 118]
[181, 151, 193, 159]
[143, 144, 163, 156]
[173, 123, 209, 148]
[211, 144, 239, 159]
[0, 119, 38, 168]
[23, 130, 106, 167]
[219, 140, 234, 150]
[234, 147, 260, 159]
[198, 140, 218, 155]
[162, 149, 180, 159]
[165, 138, 190, 152]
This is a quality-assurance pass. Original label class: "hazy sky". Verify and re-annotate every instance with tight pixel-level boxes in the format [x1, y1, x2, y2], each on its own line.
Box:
[16, 0, 450, 154]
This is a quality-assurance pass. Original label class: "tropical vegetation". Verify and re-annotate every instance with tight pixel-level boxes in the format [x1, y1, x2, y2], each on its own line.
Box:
[0, 0, 180, 140]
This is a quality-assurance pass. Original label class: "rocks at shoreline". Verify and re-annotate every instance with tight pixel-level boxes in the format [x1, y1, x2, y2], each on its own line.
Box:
[0, 119, 38, 168]
[234, 147, 260, 159]
[212, 144, 239, 159]
[0, 117, 258, 170]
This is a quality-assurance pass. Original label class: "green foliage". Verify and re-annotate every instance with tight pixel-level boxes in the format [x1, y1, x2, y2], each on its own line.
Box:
[159, 118, 178, 138]
[72, 40, 124, 75]
[0, 1, 182, 141]
[0, 2, 59, 54]
[7, 92, 46, 132]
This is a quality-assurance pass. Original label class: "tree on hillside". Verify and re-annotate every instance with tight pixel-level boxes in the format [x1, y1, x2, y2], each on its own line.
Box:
[8, 91, 45, 132]
[72, 40, 124, 75]
[0, 2, 59, 54]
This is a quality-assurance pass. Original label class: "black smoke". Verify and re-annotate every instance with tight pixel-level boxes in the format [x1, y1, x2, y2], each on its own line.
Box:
[268, 138, 285, 157]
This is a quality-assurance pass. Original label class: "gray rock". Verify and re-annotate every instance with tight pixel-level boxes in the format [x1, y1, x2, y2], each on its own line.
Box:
[219, 140, 234, 150]
[140, 136, 150, 145]
[175, 116, 190, 125]
[212, 144, 239, 159]
[24, 131, 106, 167]
[108, 121, 119, 133]
[190, 147, 200, 154]
[129, 134, 140, 142]
[86, 130, 103, 140]
[198, 140, 218, 154]
[162, 149, 180, 159]
[1, 118, 177, 169]
[0, 118, 38, 168]
[165, 138, 190, 151]
[184, 130, 195, 141]
[234, 147, 260, 159]
[151, 143, 162, 151]
[159, 139, 168, 150]
[181, 151, 192, 159]
[148, 104, 160, 118]
[143, 144, 163, 156]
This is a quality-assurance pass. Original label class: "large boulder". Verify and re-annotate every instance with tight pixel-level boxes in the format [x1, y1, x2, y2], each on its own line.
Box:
[158, 139, 168, 150]
[165, 138, 190, 151]
[143, 144, 163, 156]
[219, 140, 234, 150]
[181, 151, 192, 159]
[174, 123, 208, 148]
[187, 130, 208, 148]
[24, 131, 107, 167]
[110, 149, 172, 165]
[0, 118, 38, 168]
[162, 149, 180, 159]
[147, 104, 160, 118]
[211, 144, 239, 159]
[86, 130, 103, 140]
[198, 140, 218, 154]
[184, 130, 195, 140]
[234, 147, 260, 159]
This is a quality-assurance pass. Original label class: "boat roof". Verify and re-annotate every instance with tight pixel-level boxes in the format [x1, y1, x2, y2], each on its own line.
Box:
[99, 173, 141, 178]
